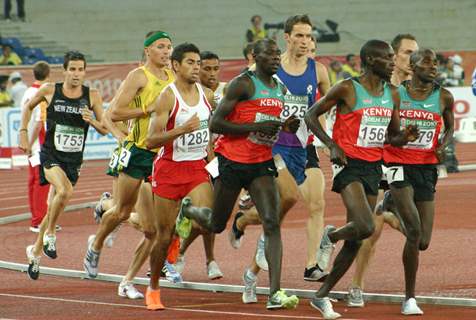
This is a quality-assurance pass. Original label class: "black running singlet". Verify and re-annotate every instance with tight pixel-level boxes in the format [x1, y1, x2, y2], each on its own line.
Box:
[41, 83, 91, 165]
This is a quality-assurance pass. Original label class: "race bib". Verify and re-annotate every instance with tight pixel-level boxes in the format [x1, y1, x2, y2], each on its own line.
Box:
[332, 163, 345, 179]
[248, 112, 280, 146]
[177, 120, 209, 153]
[281, 94, 308, 120]
[205, 157, 219, 178]
[386, 166, 404, 184]
[357, 115, 389, 148]
[402, 119, 437, 150]
[118, 148, 132, 167]
[109, 149, 119, 169]
[54, 124, 84, 152]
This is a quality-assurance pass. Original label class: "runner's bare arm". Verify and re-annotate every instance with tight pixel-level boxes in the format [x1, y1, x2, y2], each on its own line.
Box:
[101, 108, 127, 143]
[435, 88, 455, 161]
[387, 86, 419, 146]
[316, 62, 331, 131]
[109, 68, 149, 121]
[18, 83, 54, 154]
[145, 88, 200, 149]
[83, 89, 107, 135]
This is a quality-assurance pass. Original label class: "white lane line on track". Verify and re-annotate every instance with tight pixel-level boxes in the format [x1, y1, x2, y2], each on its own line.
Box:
[0, 293, 361, 320]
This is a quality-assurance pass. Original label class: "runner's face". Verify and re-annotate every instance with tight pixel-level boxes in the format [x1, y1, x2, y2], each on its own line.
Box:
[199, 58, 220, 89]
[413, 51, 437, 83]
[286, 23, 312, 57]
[64, 60, 86, 87]
[372, 45, 395, 82]
[146, 38, 172, 67]
[256, 43, 281, 75]
[176, 52, 201, 83]
[394, 39, 418, 76]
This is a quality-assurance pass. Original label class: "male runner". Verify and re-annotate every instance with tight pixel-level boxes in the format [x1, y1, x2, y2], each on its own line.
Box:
[83, 31, 174, 278]
[20, 61, 51, 232]
[175, 50, 226, 280]
[19, 51, 106, 280]
[178, 39, 299, 310]
[144, 43, 215, 310]
[304, 40, 418, 319]
[384, 48, 454, 315]
[348, 34, 419, 307]
[228, 15, 331, 304]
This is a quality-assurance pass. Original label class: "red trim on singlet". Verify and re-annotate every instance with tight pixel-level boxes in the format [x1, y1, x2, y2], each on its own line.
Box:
[161, 98, 180, 160]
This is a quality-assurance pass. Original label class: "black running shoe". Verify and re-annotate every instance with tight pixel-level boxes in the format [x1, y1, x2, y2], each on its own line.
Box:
[228, 211, 244, 249]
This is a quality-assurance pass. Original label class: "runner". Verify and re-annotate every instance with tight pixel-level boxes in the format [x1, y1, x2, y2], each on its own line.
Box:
[304, 39, 418, 319]
[20, 61, 51, 233]
[384, 48, 454, 315]
[175, 50, 226, 280]
[83, 31, 174, 279]
[177, 39, 299, 310]
[348, 34, 419, 308]
[227, 15, 331, 304]
[19, 51, 107, 280]
[144, 42, 215, 310]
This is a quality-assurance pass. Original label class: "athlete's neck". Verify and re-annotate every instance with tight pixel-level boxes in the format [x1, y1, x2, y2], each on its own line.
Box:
[144, 62, 169, 81]
[62, 82, 83, 98]
[254, 68, 274, 87]
[207, 82, 219, 92]
[408, 76, 434, 99]
[359, 72, 385, 96]
[175, 78, 197, 94]
[391, 68, 411, 86]
[281, 51, 307, 74]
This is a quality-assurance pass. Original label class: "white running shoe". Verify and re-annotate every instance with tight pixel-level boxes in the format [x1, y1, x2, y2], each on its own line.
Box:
[242, 269, 257, 304]
[401, 298, 424, 315]
[207, 260, 223, 280]
[310, 297, 342, 319]
[255, 234, 268, 271]
[174, 254, 185, 274]
[118, 281, 144, 299]
[104, 224, 121, 248]
[347, 287, 365, 307]
[317, 225, 336, 271]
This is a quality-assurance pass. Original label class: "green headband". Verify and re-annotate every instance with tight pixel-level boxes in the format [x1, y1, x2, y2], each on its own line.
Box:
[144, 31, 171, 47]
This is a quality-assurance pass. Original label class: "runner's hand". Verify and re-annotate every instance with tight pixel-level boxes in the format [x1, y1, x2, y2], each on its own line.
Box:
[254, 120, 282, 136]
[81, 108, 94, 123]
[18, 130, 31, 155]
[435, 145, 446, 163]
[330, 143, 347, 166]
[182, 113, 200, 134]
[282, 115, 300, 133]
[404, 125, 419, 142]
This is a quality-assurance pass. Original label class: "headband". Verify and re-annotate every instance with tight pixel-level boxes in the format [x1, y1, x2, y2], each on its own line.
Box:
[144, 31, 171, 47]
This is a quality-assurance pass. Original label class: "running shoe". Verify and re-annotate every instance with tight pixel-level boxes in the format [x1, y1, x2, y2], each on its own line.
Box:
[207, 260, 223, 280]
[145, 287, 165, 310]
[255, 234, 268, 271]
[93, 192, 111, 223]
[174, 254, 185, 274]
[310, 296, 341, 319]
[43, 234, 57, 259]
[26, 245, 41, 280]
[118, 280, 144, 299]
[238, 192, 254, 210]
[242, 269, 257, 304]
[401, 298, 423, 315]
[83, 235, 100, 278]
[175, 197, 192, 239]
[347, 286, 365, 307]
[317, 225, 336, 271]
[228, 211, 244, 249]
[163, 261, 182, 283]
[266, 290, 299, 310]
[304, 264, 328, 282]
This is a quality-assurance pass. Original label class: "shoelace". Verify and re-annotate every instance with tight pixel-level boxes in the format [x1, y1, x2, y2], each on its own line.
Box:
[31, 258, 40, 273]
[46, 237, 56, 251]
[244, 277, 256, 296]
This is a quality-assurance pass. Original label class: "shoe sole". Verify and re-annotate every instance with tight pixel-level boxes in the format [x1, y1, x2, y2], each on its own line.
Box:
[304, 273, 328, 282]
[83, 261, 98, 278]
[347, 302, 365, 308]
[267, 297, 299, 310]
[26, 246, 40, 280]
[310, 300, 341, 319]
[208, 274, 223, 280]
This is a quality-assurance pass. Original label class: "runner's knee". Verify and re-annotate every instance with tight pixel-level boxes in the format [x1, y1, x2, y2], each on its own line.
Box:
[261, 213, 280, 236]
[353, 220, 375, 240]
[405, 224, 421, 244]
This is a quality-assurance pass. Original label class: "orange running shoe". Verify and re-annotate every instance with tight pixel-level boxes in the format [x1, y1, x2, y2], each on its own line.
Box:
[146, 288, 165, 310]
